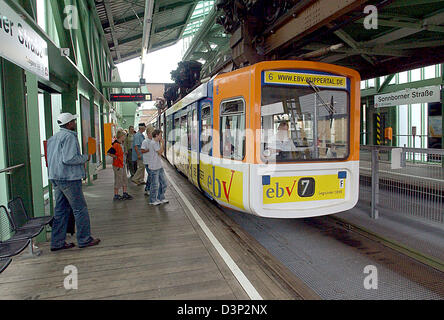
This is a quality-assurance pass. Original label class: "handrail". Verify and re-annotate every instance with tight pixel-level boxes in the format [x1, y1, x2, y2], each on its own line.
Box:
[0, 164, 25, 174]
[360, 145, 444, 155]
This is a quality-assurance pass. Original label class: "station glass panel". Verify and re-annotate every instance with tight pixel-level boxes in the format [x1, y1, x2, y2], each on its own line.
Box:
[261, 85, 349, 162]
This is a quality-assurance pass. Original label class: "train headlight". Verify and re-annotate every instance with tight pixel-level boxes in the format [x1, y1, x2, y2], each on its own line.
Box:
[263, 149, 271, 157]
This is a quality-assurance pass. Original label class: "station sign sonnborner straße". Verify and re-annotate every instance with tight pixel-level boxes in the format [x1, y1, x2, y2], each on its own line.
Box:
[0, 0, 49, 80]
[375, 85, 441, 107]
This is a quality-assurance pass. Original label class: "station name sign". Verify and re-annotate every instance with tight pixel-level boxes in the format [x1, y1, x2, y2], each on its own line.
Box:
[375, 85, 441, 107]
[0, 0, 49, 80]
[264, 71, 347, 89]
[110, 93, 152, 102]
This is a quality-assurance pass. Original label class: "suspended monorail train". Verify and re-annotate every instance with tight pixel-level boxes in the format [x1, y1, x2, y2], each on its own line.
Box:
[150, 60, 360, 218]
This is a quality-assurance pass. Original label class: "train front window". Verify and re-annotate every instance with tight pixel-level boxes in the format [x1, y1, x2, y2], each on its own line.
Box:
[261, 84, 349, 162]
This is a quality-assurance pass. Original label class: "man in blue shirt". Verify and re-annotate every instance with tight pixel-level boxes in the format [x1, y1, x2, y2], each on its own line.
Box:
[47, 113, 100, 251]
[131, 123, 146, 185]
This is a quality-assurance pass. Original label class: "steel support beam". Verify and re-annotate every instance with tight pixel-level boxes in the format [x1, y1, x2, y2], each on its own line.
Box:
[378, 74, 395, 93]
[103, 0, 122, 62]
[332, 28, 376, 65]
[264, 0, 368, 55]
[49, 0, 77, 64]
[102, 82, 141, 88]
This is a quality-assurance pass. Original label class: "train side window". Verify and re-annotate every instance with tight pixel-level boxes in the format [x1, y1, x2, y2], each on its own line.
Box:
[174, 117, 180, 145]
[191, 109, 198, 151]
[166, 116, 173, 143]
[201, 105, 212, 155]
[187, 111, 192, 150]
[180, 115, 187, 148]
[220, 99, 245, 161]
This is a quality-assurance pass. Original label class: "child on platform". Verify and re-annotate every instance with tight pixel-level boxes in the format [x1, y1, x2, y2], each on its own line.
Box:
[108, 130, 133, 201]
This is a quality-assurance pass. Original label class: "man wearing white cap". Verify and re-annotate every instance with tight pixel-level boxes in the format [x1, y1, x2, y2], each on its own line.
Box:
[47, 112, 100, 251]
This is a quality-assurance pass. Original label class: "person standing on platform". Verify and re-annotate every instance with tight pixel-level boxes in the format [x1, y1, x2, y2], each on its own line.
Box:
[47, 112, 100, 251]
[131, 123, 146, 185]
[108, 130, 133, 201]
[141, 125, 155, 196]
[124, 126, 136, 177]
[148, 129, 168, 206]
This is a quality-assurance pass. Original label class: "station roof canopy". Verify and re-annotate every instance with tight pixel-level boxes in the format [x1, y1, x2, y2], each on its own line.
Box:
[94, 0, 201, 63]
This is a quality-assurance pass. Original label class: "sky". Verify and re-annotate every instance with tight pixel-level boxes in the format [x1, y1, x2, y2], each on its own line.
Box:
[116, 39, 185, 84]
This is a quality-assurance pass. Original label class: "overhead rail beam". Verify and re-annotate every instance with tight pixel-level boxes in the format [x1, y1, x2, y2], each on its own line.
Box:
[264, 0, 369, 55]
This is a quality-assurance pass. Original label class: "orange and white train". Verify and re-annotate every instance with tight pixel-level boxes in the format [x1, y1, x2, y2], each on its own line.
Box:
[150, 60, 360, 218]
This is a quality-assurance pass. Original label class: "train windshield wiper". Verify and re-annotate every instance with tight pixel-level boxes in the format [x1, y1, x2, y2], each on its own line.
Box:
[306, 80, 335, 128]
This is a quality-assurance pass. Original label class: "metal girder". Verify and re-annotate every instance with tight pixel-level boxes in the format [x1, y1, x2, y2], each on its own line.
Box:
[385, 39, 444, 49]
[49, 0, 77, 64]
[103, 0, 122, 62]
[102, 82, 141, 88]
[332, 28, 376, 65]
[377, 74, 395, 92]
[183, 7, 222, 61]
[109, 33, 144, 48]
[102, 11, 145, 30]
[264, 0, 368, 55]
[74, 0, 94, 82]
[85, 0, 115, 69]
[386, 0, 444, 8]
[158, 0, 200, 12]
[155, 21, 188, 33]
[377, 19, 444, 33]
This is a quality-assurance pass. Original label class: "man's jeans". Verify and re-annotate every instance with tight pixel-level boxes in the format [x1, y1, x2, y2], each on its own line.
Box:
[50, 180, 93, 248]
[149, 168, 167, 203]
[145, 165, 153, 192]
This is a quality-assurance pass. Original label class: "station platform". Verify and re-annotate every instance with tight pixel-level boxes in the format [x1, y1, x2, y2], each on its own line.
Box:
[0, 162, 318, 300]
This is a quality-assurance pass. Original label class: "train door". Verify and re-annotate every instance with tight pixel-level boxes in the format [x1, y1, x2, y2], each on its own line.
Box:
[189, 104, 199, 186]
[161, 113, 166, 157]
[179, 113, 188, 173]
[166, 115, 173, 163]
[173, 116, 180, 167]
[186, 108, 192, 180]
[198, 101, 213, 195]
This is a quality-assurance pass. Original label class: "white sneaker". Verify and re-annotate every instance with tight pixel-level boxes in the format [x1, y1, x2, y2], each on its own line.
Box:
[160, 199, 169, 204]
[149, 201, 161, 206]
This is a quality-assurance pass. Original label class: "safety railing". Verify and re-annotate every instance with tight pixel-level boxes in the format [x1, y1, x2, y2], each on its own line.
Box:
[0, 164, 25, 174]
[359, 145, 444, 224]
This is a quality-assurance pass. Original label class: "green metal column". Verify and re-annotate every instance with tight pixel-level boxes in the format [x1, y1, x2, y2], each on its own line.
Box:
[43, 92, 54, 221]
[1, 60, 33, 224]
[0, 59, 10, 240]
[86, 94, 95, 184]
[100, 102, 106, 169]
[24, 71, 45, 242]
